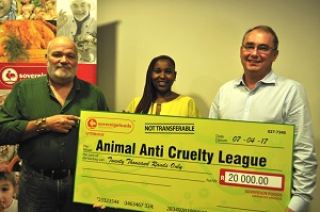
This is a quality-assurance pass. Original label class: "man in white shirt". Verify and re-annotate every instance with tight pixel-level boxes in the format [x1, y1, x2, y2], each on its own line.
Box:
[209, 25, 317, 212]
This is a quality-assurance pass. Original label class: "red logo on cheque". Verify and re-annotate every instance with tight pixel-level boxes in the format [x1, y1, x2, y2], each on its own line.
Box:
[87, 118, 98, 129]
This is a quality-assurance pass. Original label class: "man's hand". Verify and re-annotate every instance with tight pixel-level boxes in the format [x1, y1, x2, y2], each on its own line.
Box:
[57, 10, 68, 29]
[93, 203, 106, 209]
[46, 114, 80, 133]
[285, 207, 295, 212]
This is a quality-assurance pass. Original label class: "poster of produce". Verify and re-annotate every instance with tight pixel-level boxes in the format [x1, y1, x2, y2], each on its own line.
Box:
[0, 0, 97, 105]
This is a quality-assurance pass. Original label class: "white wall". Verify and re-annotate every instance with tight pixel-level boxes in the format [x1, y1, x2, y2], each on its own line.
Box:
[97, 0, 320, 211]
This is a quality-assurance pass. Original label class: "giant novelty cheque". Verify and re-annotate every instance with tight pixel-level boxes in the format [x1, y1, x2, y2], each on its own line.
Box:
[74, 111, 293, 212]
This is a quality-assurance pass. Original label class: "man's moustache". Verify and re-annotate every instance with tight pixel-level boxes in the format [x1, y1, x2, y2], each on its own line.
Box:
[57, 65, 72, 69]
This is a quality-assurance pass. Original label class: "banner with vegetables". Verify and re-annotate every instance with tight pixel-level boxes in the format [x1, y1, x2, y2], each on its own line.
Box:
[0, 0, 97, 105]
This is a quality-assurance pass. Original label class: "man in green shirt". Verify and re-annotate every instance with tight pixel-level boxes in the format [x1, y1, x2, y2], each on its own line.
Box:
[0, 36, 108, 211]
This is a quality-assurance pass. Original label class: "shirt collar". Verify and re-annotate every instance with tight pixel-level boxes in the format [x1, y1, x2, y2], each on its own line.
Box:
[74, 14, 90, 24]
[73, 77, 81, 91]
[46, 75, 81, 91]
[234, 71, 277, 87]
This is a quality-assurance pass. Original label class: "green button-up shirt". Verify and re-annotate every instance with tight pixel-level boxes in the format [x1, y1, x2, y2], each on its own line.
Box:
[0, 76, 108, 170]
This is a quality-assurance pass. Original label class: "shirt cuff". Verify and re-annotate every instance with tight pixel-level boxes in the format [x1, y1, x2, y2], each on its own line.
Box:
[288, 195, 310, 212]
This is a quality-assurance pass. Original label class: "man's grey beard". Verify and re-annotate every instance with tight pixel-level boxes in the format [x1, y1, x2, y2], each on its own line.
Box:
[48, 71, 75, 85]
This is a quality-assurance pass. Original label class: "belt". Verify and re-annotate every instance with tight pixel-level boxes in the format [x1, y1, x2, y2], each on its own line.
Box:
[27, 165, 73, 180]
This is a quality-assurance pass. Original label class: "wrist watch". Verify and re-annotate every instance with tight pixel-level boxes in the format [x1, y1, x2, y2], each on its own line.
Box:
[34, 117, 48, 133]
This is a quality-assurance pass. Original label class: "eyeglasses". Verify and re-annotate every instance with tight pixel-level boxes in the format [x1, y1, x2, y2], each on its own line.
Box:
[242, 44, 276, 53]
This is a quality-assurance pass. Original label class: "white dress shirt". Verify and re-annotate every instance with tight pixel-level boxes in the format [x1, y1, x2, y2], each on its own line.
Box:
[209, 71, 317, 212]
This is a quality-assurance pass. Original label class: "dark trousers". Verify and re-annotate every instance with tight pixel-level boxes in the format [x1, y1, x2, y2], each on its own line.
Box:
[18, 165, 96, 212]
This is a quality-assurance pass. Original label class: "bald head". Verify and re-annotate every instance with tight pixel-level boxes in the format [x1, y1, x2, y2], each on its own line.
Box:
[71, 0, 91, 4]
[47, 36, 78, 56]
[70, 0, 91, 21]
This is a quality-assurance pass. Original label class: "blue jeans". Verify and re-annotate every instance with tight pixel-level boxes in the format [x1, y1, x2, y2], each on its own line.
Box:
[18, 165, 96, 212]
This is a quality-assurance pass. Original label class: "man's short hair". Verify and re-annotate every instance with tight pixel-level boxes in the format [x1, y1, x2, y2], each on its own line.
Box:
[242, 25, 279, 50]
